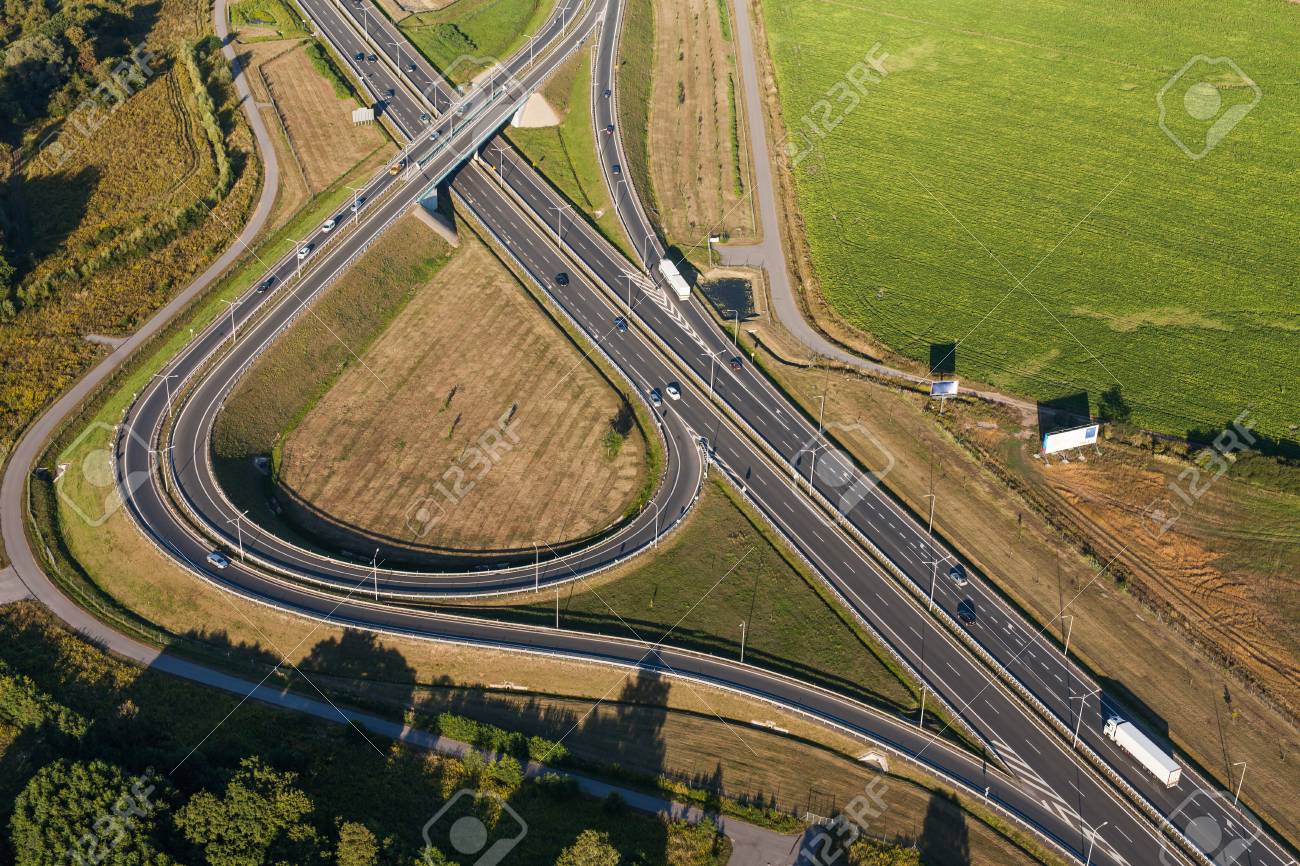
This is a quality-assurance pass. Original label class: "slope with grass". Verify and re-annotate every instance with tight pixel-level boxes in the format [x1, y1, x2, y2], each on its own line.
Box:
[506, 46, 635, 258]
[760, 0, 1300, 440]
[646, 0, 754, 251]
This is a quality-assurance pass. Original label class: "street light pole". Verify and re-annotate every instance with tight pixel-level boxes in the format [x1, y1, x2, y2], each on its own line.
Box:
[1232, 761, 1247, 806]
[153, 372, 176, 417]
[918, 685, 927, 729]
[534, 541, 539, 592]
[1063, 614, 1075, 659]
[738, 620, 746, 663]
[347, 186, 363, 225]
[372, 548, 379, 601]
[1084, 821, 1108, 866]
[218, 299, 240, 347]
[226, 510, 248, 562]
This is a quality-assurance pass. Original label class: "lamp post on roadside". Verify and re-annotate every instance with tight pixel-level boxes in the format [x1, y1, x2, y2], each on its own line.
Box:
[738, 620, 746, 663]
[372, 548, 380, 601]
[346, 185, 363, 226]
[152, 372, 177, 418]
[700, 350, 723, 400]
[534, 541, 540, 591]
[1083, 821, 1108, 866]
[622, 273, 637, 309]
[218, 298, 241, 347]
[226, 510, 249, 562]
[1069, 686, 1100, 748]
[1232, 761, 1247, 806]
[1062, 614, 1075, 659]
[549, 204, 570, 246]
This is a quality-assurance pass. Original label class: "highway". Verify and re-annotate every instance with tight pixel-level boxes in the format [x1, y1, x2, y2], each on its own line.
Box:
[5, 0, 1292, 862]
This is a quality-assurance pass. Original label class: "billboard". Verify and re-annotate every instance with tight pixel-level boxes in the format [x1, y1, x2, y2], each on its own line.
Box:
[930, 380, 959, 398]
[1042, 423, 1099, 454]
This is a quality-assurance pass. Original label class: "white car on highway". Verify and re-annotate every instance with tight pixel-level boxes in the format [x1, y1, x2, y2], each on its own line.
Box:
[322, 218, 337, 232]
[206, 551, 230, 570]
[297, 244, 312, 260]
[665, 383, 681, 401]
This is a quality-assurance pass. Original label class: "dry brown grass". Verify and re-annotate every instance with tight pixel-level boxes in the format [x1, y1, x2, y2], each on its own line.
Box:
[278, 234, 648, 552]
[647, 0, 755, 245]
[739, 318, 1300, 848]
[261, 42, 388, 193]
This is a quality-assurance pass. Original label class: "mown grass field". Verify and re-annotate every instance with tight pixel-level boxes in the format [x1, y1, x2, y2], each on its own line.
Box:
[647, 0, 754, 248]
[760, 0, 1300, 440]
[277, 230, 649, 552]
[399, 0, 552, 84]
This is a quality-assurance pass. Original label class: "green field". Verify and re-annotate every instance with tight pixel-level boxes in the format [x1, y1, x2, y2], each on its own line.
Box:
[760, 0, 1300, 440]
[400, 0, 552, 84]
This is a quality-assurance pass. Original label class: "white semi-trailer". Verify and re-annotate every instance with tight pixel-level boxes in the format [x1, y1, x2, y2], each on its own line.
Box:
[1104, 717, 1181, 787]
[657, 258, 691, 301]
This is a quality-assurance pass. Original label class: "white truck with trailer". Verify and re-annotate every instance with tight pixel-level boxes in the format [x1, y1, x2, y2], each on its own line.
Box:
[657, 258, 691, 301]
[1103, 716, 1181, 787]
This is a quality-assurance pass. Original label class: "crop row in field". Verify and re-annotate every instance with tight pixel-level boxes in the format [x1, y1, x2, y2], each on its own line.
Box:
[760, 0, 1300, 440]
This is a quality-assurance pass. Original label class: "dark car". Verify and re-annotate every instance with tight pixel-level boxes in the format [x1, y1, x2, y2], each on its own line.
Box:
[614, 316, 628, 333]
[611, 163, 621, 175]
[555, 272, 570, 286]
[728, 356, 742, 371]
[408, 63, 417, 73]
[257, 276, 275, 293]
[354, 51, 365, 62]
[603, 88, 611, 98]
[957, 599, 977, 625]
[604, 124, 615, 135]
[367, 53, 378, 62]
[385, 87, 395, 99]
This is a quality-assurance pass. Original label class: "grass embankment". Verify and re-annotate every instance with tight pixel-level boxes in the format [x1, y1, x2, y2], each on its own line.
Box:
[272, 229, 650, 552]
[760, 0, 1299, 440]
[506, 46, 637, 259]
[0, 602, 729, 866]
[398, 0, 553, 85]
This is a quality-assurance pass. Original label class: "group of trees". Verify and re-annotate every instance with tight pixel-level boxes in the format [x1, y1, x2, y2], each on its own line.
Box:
[8, 755, 634, 866]
[0, 0, 135, 128]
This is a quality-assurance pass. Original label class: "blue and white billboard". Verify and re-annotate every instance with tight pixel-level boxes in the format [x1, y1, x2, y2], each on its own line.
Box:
[930, 380, 959, 398]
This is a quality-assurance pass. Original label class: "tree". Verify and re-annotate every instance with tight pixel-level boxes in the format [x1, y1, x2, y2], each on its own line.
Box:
[414, 846, 451, 866]
[1097, 384, 1132, 426]
[174, 757, 320, 866]
[848, 839, 920, 865]
[9, 759, 174, 866]
[556, 830, 621, 866]
[335, 822, 378, 866]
